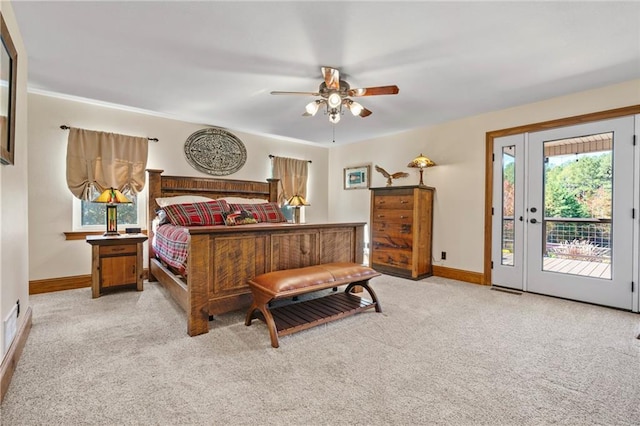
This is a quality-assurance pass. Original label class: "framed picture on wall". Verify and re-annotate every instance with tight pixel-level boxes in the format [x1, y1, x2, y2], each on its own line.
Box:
[343, 165, 370, 190]
[0, 12, 17, 166]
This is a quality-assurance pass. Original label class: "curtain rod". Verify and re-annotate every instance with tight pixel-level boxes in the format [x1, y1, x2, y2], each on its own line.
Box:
[60, 125, 159, 142]
[269, 154, 312, 163]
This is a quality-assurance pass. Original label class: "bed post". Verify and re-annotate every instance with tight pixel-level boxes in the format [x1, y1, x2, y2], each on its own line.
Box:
[147, 169, 164, 281]
[267, 178, 279, 203]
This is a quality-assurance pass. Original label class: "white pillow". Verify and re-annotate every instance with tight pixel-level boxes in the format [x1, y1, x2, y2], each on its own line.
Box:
[156, 195, 213, 207]
[219, 197, 268, 204]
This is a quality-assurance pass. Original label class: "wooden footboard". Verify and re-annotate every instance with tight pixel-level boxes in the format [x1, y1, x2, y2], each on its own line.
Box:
[185, 223, 365, 336]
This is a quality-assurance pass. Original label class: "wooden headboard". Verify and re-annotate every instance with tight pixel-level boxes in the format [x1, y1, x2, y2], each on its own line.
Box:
[146, 169, 279, 256]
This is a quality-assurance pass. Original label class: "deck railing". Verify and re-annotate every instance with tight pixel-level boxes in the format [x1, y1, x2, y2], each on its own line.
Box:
[501, 217, 611, 263]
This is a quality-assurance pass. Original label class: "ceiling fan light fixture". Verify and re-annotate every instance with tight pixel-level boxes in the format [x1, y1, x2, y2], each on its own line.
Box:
[305, 100, 321, 116]
[327, 92, 342, 109]
[348, 100, 364, 116]
[329, 109, 341, 124]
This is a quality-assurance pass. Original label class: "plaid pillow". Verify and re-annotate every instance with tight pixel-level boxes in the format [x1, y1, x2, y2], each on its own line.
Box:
[163, 200, 230, 226]
[228, 202, 287, 223]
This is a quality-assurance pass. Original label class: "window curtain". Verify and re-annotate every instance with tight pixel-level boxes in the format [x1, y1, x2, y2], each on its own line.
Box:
[66, 128, 149, 200]
[272, 156, 308, 205]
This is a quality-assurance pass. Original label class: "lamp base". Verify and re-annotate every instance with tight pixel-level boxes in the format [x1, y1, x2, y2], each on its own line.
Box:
[293, 207, 301, 224]
[418, 169, 425, 186]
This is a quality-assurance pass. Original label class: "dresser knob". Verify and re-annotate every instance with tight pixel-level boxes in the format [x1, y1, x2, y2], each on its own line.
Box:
[400, 200, 408, 204]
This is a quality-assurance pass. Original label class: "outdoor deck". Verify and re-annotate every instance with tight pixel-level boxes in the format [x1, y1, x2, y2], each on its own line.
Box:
[502, 254, 611, 279]
[543, 257, 611, 279]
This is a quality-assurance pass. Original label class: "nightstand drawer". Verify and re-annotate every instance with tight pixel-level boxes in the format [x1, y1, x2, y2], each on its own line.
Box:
[99, 244, 137, 256]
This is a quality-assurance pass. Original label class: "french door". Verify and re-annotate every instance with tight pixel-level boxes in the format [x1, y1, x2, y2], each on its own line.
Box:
[492, 116, 636, 310]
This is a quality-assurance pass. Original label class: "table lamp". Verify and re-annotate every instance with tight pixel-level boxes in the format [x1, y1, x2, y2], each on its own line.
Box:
[407, 153, 436, 186]
[287, 195, 309, 224]
[93, 187, 131, 236]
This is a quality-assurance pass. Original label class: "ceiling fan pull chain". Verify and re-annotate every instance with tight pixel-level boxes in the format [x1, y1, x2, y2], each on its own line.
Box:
[332, 124, 335, 143]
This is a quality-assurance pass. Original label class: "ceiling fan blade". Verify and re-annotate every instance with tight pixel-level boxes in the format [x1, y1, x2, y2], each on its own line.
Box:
[348, 85, 400, 97]
[359, 108, 372, 118]
[270, 91, 320, 96]
[321, 67, 340, 90]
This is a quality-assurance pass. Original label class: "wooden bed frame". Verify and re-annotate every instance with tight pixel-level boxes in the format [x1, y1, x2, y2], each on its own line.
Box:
[147, 169, 365, 336]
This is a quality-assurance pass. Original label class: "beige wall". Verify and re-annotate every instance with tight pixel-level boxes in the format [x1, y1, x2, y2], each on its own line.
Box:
[25, 77, 640, 281]
[27, 93, 329, 280]
[0, 1, 29, 359]
[328, 79, 640, 274]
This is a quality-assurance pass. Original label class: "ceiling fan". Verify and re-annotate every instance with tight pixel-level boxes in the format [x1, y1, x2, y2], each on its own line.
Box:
[270, 66, 399, 124]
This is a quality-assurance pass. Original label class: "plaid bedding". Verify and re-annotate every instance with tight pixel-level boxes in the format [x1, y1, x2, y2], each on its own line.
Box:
[154, 224, 190, 275]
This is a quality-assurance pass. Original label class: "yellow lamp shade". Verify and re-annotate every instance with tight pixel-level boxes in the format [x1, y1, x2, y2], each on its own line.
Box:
[93, 188, 131, 204]
[287, 195, 309, 207]
[407, 153, 436, 169]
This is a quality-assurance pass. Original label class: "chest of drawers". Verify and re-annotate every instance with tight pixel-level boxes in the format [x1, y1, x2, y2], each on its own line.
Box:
[369, 185, 434, 279]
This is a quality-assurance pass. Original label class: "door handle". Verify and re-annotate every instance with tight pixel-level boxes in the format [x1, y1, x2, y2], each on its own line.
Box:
[530, 218, 539, 224]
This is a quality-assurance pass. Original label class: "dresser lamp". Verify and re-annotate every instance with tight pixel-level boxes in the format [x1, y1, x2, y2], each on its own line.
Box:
[93, 188, 131, 236]
[407, 153, 436, 186]
[287, 195, 309, 224]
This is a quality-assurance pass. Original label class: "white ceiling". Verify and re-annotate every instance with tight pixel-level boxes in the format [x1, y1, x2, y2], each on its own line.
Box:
[12, 1, 640, 145]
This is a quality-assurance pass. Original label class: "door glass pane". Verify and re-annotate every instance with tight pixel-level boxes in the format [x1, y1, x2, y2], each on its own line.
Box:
[501, 146, 516, 266]
[542, 132, 612, 279]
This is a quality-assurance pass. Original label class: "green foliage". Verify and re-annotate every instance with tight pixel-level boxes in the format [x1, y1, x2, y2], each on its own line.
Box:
[544, 152, 611, 219]
[503, 161, 515, 186]
[82, 196, 138, 226]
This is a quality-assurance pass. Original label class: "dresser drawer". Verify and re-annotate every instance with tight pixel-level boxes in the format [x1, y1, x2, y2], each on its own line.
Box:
[372, 208, 413, 223]
[99, 244, 137, 256]
[373, 194, 414, 210]
[371, 234, 413, 251]
[371, 222, 413, 239]
[371, 248, 413, 269]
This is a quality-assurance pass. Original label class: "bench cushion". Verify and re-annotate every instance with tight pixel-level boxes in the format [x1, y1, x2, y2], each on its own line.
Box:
[248, 262, 380, 298]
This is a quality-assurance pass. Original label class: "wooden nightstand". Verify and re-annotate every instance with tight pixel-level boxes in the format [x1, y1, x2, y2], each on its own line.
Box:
[86, 234, 148, 298]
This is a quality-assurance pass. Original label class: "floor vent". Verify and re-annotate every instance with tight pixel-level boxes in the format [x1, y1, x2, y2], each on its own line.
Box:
[490, 286, 523, 296]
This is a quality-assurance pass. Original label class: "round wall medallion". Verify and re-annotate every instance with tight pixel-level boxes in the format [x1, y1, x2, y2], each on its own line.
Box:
[184, 128, 247, 176]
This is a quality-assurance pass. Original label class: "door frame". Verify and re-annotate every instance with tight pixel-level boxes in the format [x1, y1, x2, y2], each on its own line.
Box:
[483, 105, 640, 307]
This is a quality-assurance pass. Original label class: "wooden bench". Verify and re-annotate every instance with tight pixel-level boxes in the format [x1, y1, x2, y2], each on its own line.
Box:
[244, 262, 382, 348]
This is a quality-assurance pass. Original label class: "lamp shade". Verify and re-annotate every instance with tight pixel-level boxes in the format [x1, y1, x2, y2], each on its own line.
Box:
[287, 195, 309, 207]
[93, 188, 132, 204]
[407, 153, 436, 169]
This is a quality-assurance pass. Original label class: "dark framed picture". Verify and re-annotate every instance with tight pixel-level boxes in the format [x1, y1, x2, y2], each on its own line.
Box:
[344, 165, 370, 190]
[0, 12, 17, 166]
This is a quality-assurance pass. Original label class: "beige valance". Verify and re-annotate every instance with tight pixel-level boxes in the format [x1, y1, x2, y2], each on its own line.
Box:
[271, 156, 309, 205]
[66, 127, 149, 200]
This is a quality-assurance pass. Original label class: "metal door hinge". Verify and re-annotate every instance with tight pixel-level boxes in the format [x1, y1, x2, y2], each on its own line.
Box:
[633, 134, 637, 146]
[632, 282, 635, 292]
[491, 261, 494, 269]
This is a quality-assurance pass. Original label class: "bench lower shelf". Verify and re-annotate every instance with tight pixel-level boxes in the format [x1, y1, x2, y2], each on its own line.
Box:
[254, 292, 378, 339]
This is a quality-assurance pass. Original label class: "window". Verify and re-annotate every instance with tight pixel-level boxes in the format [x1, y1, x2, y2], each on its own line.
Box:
[73, 193, 146, 231]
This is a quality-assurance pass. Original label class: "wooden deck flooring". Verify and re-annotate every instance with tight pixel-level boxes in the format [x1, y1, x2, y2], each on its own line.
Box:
[502, 254, 611, 279]
[543, 257, 611, 279]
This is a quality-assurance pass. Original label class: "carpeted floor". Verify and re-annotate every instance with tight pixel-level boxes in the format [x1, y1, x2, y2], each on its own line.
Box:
[1, 275, 639, 425]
